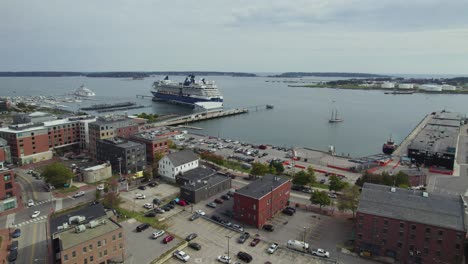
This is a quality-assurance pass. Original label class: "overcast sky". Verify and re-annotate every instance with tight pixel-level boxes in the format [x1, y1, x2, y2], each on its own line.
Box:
[1, 0, 468, 74]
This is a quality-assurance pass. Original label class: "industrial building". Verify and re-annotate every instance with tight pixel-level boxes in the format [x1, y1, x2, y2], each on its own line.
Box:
[50, 203, 125, 264]
[158, 149, 199, 182]
[130, 131, 170, 164]
[233, 174, 291, 228]
[356, 183, 465, 264]
[80, 163, 112, 183]
[96, 137, 146, 175]
[407, 111, 463, 170]
[178, 166, 231, 203]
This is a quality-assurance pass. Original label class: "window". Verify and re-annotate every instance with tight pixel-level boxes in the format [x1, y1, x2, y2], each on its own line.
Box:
[457, 233, 462, 240]
[399, 222, 404, 228]
[437, 239, 442, 244]
[4, 174, 11, 181]
[97, 241, 101, 247]
[358, 233, 362, 239]
[104, 250, 107, 256]
[90, 256, 93, 261]
[64, 254, 69, 261]
[425, 227, 431, 233]
[411, 225, 416, 230]
[84, 259, 88, 264]
[381, 239, 386, 245]
[399, 231, 404, 237]
[438, 230, 444, 236]
[397, 242, 402, 248]
[99, 252, 102, 258]
[436, 251, 441, 257]
[382, 228, 387, 234]
[383, 219, 388, 226]
[83, 247, 87, 253]
[112, 235, 116, 241]
[72, 251, 76, 257]
[456, 244, 461, 249]
[120, 243, 123, 249]
[424, 248, 429, 254]
[4, 182, 13, 190]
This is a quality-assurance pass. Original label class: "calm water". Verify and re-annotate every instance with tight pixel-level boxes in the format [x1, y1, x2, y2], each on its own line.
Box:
[1, 76, 468, 157]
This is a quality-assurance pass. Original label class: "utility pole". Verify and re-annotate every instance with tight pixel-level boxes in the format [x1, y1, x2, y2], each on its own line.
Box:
[303, 226, 306, 246]
[225, 235, 231, 261]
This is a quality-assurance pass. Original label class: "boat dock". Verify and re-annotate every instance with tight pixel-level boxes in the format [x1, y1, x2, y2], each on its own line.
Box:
[393, 114, 432, 157]
[149, 108, 249, 127]
[136, 94, 153, 99]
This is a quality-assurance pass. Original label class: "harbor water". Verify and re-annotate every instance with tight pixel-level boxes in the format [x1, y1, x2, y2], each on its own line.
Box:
[1, 76, 468, 157]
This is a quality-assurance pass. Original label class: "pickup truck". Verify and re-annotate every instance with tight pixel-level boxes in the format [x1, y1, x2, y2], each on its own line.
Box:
[311, 248, 330, 258]
[267, 243, 279, 254]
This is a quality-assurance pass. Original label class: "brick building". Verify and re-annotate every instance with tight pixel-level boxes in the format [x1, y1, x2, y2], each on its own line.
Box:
[356, 183, 466, 264]
[88, 115, 140, 159]
[233, 174, 291, 228]
[0, 161, 18, 212]
[178, 167, 231, 203]
[0, 138, 11, 163]
[96, 138, 146, 174]
[51, 203, 125, 264]
[129, 131, 170, 164]
[0, 115, 95, 165]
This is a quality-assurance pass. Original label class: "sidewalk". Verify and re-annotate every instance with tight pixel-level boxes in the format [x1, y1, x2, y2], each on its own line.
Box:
[52, 184, 95, 198]
[0, 228, 11, 263]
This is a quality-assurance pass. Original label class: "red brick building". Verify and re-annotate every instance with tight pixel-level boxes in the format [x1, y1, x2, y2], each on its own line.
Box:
[356, 183, 465, 264]
[0, 162, 18, 213]
[130, 132, 170, 164]
[233, 174, 291, 228]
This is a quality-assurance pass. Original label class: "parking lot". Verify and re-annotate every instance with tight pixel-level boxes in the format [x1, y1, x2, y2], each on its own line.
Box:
[119, 183, 180, 213]
[164, 210, 335, 264]
[121, 219, 183, 264]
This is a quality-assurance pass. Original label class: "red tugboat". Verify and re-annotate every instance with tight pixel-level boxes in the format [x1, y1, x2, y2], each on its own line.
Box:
[382, 135, 397, 155]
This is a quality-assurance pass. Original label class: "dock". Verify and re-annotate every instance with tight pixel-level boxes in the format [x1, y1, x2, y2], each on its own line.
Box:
[149, 108, 249, 127]
[136, 94, 153, 99]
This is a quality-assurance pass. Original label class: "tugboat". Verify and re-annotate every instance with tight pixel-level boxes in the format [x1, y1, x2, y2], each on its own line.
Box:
[382, 135, 397, 155]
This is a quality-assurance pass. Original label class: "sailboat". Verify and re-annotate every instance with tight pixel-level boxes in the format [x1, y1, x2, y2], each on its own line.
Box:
[329, 108, 343, 123]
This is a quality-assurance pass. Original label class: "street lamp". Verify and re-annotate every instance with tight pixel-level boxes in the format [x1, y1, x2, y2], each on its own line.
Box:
[303, 226, 307, 243]
[225, 235, 231, 261]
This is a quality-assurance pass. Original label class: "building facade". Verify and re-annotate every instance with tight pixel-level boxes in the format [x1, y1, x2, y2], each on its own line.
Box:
[130, 132, 170, 164]
[178, 167, 231, 203]
[51, 203, 125, 264]
[158, 149, 198, 182]
[81, 163, 112, 183]
[0, 138, 11, 163]
[96, 138, 146, 174]
[88, 115, 140, 159]
[356, 183, 466, 264]
[233, 174, 291, 228]
[0, 162, 18, 212]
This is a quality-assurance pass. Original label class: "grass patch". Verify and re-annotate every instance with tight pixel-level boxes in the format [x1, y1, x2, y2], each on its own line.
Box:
[312, 182, 329, 190]
[115, 207, 167, 230]
[224, 160, 251, 173]
[56, 185, 79, 194]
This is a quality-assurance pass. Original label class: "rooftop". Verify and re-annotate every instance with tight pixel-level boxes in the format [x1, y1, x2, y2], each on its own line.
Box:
[83, 163, 110, 172]
[50, 203, 107, 234]
[166, 149, 198, 167]
[131, 131, 170, 141]
[358, 183, 465, 231]
[177, 166, 217, 182]
[57, 216, 121, 250]
[100, 137, 144, 149]
[235, 174, 290, 200]
[181, 173, 230, 191]
[408, 125, 458, 154]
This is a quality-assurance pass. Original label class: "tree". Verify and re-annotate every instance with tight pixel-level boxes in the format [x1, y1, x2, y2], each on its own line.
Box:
[293, 171, 311, 186]
[102, 192, 122, 209]
[95, 189, 102, 200]
[337, 185, 361, 217]
[143, 168, 153, 181]
[168, 140, 177, 149]
[306, 166, 316, 185]
[153, 150, 166, 164]
[250, 162, 269, 176]
[310, 191, 331, 209]
[269, 160, 284, 174]
[43, 162, 74, 188]
[329, 175, 348, 192]
[395, 171, 409, 187]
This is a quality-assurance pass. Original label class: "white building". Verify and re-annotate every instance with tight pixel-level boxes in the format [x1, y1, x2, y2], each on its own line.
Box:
[398, 83, 414, 89]
[419, 84, 443, 92]
[158, 149, 199, 182]
[381, 82, 395, 89]
[441, 84, 456, 91]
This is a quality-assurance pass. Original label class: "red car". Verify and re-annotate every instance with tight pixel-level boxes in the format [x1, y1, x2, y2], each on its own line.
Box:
[163, 235, 174, 244]
[214, 198, 224, 204]
[178, 200, 187, 206]
[250, 238, 261, 247]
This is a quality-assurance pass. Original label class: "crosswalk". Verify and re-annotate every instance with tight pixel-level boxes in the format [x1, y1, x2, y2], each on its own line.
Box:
[33, 198, 56, 206]
[13, 215, 48, 227]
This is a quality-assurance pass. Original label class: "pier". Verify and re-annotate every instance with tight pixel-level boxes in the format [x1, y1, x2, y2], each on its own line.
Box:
[136, 94, 153, 99]
[149, 108, 249, 128]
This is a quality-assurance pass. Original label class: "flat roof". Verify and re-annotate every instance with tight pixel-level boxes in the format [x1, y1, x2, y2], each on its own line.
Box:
[50, 203, 107, 234]
[58, 217, 121, 250]
[131, 132, 169, 141]
[235, 174, 290, 200]
[100, 138, 144, 149]
[181, 174, 230, 191]
[358, 183, 465, 231]
[83, 164, 109, 171]
[177, 166, 217, 182]
[408, 125, 458, 154]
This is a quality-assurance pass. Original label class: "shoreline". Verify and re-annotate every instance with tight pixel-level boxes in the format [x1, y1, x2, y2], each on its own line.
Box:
[288, 84, 468, 94]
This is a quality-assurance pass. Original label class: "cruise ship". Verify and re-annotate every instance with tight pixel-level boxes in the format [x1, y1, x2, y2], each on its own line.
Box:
[74, 84, 95, 97]
[151, 75, 223, 106]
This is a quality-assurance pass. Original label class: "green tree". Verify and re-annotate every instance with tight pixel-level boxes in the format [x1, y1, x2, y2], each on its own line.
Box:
[395, 171, 409, 187]
[269, 161, 284, 174]
[293, 170, 314, 186]
[43, 162, 74, 188]
[95, 189, 102, 200]
[250, 162, 269, 176]
[337, 185, 361, 218]
[168, 140, 177, 149]
[329, 175, 348, 192]
[143, 168, 153, 181]
[310, 191, 331, 209]
[102, 192, 122, 209]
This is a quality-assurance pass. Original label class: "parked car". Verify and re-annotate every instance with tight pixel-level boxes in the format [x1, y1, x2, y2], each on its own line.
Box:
[163, 235, 174, 244]
[311, 248, 330, 258]
[195, 209, 206, 215]
[227, 190, 235, 197]
[27, 199, 34, 207]
[320, 179, 326, 184]
[97, 184, 104, 191]
[152, 230, 165, 239]
[8, 249, 17, 262]
[143, 203, 153, 209]
[9, 240, 19, 251]
[154, 208, 165, 214]
[173, 250, 190, 262]
[188, 242, 201, 250]
[73, 191, 85, 198]
[185, 233, 198, 241]
[237, 251, 253, 263]
[232, 224, 244, 232]
[31, 211, 41, 218]
[136, 194, 146, 199]
[267, 243, 279, 254]
[136, 223, 150, 232]
[153, 198, 161, 205]
[282, 208, 294, 216]
[238, 232, 250, 244]
[206, 202, 217, 208]
[165, 202, 175, 209]
[138, 185, 146, 190]
[189, 214, 200, 221]
[148, 182, 158, 187]
[161, 205, 172, 211]
[221, 194, 230, 200]
[145, 211, 156, 217]
[262, 224, 274, 232]
[250, 238, 261, 247]
[214, 198, 224, 204]
[211, 215, 222, 222]
[11, 229, 21, 238]
[328, 193, 337, 199]
[217, 255, 231, 263]
[286, 206, 296, 213]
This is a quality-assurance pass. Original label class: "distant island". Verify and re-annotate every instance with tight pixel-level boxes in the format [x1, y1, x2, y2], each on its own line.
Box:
[0, 71, 257, 78]
[268, 72, 390, 78]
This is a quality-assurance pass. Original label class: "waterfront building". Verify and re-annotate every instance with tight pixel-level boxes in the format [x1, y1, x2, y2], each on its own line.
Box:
[418, 84, 443, 92]
[50, 203, 125, 264]
[129, 131, 170, 164]
[398, 83, 414, 89]
[356, 183, 465, 264]
[96, 137, 146, 175]
[158, 149, 199, 182]
[233, 174, 291, 228]
[0, 115, 95, 165]
[88, 115, 140, 160]
[381, 82, 395, 89]
[178, 166, 231, 203]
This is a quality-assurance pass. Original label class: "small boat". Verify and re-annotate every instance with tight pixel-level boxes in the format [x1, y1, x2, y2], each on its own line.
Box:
[382, 135, 397, 154]
[74, 84, 96, 97]
[266, 104, 274, 109]
[329, 109, 343, 123]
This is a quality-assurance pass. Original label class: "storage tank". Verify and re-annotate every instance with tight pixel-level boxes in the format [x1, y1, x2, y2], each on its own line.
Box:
[381, 82, 395, 89]
[419, 84, 442, 92]
[442, 84, 456, 91]
[398, 83, 414, 89]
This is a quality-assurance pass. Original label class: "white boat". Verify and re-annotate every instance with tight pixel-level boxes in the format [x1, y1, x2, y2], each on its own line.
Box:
[74, 85, 96, 97]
